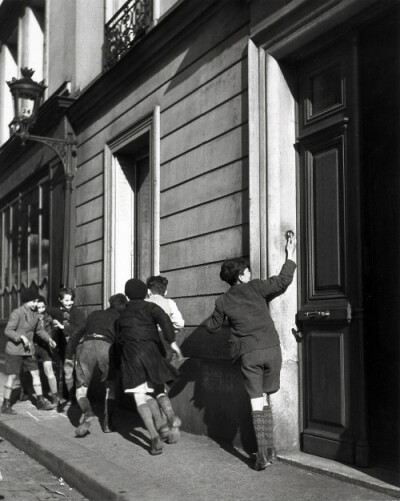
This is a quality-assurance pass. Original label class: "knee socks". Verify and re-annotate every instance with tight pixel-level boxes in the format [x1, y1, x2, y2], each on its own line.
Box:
[156, 394, 177, 426]
[252, 410, 268, 457]
[136, 403, 159, 439]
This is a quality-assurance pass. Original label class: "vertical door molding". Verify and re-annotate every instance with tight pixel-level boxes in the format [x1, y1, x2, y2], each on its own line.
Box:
[249, 37, 299, 450]
[248, 39, 262, 279]
[264, 51, 299, 451]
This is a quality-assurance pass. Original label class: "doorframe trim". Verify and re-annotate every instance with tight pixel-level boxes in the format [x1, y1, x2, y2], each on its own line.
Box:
[103, 106, 160, 307]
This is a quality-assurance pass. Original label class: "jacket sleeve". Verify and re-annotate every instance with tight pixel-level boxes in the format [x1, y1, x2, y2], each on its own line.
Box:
[4, 309, 23, 343]
[151, 304, 176, 344]
[204, 298, 225, 333]
[254, 259, 297, 300]
[169, 299, 185, 330]
[64, 308, 86, 339]
[65, 322, 87, 359]
[35, 318, 51, 343]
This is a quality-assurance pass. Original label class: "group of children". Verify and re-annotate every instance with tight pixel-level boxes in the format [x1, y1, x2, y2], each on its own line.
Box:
[1, 276, 185, 456]
[0, 232, 296, 470]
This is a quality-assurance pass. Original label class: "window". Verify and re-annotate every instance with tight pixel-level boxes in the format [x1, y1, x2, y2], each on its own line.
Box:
[104, 108, 160, 302]
[0, 178, 50, 319]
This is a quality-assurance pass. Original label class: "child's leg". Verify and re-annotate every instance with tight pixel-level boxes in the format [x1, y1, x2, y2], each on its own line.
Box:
[43, 361, 59, 404]
[75, 385, 94, 437]
[30, 370, 53, 410]
[1, 374, 17, 414]
[155, 390, 181, 444]
[134, 392, 163, 455]
[103, 381, 117, 433]
[146, 395, 169, 441]
[264, 393, 276, 461]
[241, 351, 271, 471]
[3, 374, 16, 400]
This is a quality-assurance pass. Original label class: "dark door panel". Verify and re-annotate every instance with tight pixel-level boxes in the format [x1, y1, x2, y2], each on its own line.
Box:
[297, 36, 367, 466]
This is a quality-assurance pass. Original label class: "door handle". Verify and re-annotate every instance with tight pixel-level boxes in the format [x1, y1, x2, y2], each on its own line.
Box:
[304, 311, 330, 320]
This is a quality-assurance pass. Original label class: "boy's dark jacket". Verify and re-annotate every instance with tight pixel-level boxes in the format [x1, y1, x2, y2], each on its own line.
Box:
[205, 259, 296, 360]
[116, 300, 175, 356]
[46, 306, 85, 340]
[65, 307, 120, 360]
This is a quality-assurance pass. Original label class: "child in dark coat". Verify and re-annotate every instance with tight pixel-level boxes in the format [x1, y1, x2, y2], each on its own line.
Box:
[116, 278, 183, 455]
[205, 234, 297, 471]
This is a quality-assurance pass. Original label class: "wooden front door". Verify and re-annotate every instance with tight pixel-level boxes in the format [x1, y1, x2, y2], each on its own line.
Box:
[296, 37, 368, 466]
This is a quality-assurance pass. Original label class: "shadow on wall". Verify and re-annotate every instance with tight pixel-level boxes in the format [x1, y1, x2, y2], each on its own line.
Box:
[168, 325, 256, 459]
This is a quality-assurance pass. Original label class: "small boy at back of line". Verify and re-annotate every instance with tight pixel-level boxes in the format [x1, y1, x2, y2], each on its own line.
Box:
[205, 233, 297, 471]
[145, 275, 185, 443]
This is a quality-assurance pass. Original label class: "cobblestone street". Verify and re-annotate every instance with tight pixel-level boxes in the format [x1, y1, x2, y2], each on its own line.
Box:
[0, 436, 87, 501]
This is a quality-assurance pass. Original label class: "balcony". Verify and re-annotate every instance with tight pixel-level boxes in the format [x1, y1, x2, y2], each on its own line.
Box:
[104, 0, 152, 70]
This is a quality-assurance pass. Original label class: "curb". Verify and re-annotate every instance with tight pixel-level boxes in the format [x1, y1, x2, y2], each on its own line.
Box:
[278, 452, 400, 499]
[0, 415, 135, 501]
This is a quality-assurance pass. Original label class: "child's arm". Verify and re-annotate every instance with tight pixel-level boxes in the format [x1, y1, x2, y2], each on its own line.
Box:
[35, 320, 57, 349]
[65, 323, 87, 360]
[151, 304, 183, 359]
[4, 309, 29, 348]
[255, 233, 297, 300]
[204, 299, 225, 333]
[169, 299, 185, 330]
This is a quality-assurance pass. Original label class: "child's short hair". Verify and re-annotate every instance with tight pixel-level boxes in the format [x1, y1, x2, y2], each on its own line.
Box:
[109, 293, 128, 312]
[219, 258, 250, 286]
[58, 287, 75, 301]
[146, 275, 168, 296]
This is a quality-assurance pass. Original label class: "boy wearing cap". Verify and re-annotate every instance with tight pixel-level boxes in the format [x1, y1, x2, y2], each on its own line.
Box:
[116, 278, 183, 455]
[1, 288, 57, 414]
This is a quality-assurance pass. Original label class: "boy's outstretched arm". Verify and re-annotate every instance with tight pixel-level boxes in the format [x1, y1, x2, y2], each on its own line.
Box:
[204, 300, 225, 333]
[257, 233, 297, 299]
[286, 233, 297, 263]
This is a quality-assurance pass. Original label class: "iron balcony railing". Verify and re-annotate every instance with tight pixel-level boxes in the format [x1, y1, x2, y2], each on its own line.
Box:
[104, 0, 152, 69]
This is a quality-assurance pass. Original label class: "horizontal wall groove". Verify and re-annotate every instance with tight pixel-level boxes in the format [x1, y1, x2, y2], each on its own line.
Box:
[160, 222, 248, 246]
[159, 259, 229, 274]
[160, 56, 247, 115]
[76, 216, 103, 228]
[160, 89, 248, 141]
[75, 238, 103, 249]
[160, 188, 248, 219]
[76, 194, 103, 209]
[76, 171, 103, 190]
[160, 155, 248, 193]
[75, 260, 102, 268]
[75, 281, 102, 287]
[160, 121, 248, 167]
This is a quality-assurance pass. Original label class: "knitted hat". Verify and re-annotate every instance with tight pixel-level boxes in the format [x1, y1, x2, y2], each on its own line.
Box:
[21, 288, 40, 304]
[124, 278, 147, 300]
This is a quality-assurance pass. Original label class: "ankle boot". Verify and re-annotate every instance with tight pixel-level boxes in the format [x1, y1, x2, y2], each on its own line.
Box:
[75, 411, 94, 437]
[252, 410, 270, 471]
[102, 399, 116, 433]
[36, 395, 54, 411]
[1, 399, 16, 415]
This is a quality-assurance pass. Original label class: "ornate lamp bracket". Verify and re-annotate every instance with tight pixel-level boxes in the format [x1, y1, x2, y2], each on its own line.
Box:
[16, 130, 77, 183]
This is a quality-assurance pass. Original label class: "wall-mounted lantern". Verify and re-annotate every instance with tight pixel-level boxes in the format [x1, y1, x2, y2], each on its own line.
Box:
[7, 67, 77, 288]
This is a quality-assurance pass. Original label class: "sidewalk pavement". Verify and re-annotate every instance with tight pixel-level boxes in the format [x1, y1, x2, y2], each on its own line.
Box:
[0, 378, 399, 500]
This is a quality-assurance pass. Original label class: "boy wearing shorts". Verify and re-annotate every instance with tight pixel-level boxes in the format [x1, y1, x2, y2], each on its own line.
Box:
[1, 288, 57, 414]
[205, 234, 296, 471]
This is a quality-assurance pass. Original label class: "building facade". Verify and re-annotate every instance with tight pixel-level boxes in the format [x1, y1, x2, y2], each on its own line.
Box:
[0, 0, 399, 474]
